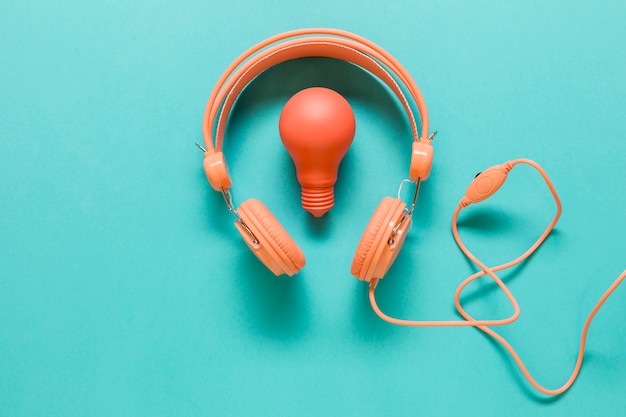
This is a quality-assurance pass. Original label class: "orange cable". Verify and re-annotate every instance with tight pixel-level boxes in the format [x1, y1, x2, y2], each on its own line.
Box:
[369, 158, 625, 395]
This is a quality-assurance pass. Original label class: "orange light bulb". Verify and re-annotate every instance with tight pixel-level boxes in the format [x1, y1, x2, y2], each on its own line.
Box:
[279, 87, 356, 217]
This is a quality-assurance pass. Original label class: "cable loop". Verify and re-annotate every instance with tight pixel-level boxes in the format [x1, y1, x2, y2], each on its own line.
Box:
[369, 159, 625, 396]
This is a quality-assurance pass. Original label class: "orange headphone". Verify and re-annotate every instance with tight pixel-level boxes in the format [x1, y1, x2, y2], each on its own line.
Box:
[199, 28, 434, 277]
[198, 28, 625, 396]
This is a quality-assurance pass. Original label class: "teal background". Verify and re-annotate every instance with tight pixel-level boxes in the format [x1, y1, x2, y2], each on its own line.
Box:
[1, 0, 625, 416]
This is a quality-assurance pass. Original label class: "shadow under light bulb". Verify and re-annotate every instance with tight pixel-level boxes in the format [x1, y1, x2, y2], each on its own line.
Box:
[279, 87, 356, 217]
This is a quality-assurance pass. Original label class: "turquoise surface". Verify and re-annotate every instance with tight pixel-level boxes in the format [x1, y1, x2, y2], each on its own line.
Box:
[1, 1, 625, 416]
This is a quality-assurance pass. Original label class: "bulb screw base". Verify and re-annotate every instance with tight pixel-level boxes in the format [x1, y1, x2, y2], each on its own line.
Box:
[301, 186, 334, 217]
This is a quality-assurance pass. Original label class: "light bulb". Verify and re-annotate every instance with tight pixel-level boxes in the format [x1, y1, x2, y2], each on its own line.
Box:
[279, 87, 356, 217]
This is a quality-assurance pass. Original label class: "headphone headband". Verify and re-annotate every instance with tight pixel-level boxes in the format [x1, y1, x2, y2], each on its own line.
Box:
[213, 41, 419, 151]
[202, 29, 431, 153]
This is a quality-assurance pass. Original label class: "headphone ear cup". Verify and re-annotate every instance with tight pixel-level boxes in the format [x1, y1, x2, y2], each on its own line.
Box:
[351, 197, 408, 282]
[236, 199, 306, 276]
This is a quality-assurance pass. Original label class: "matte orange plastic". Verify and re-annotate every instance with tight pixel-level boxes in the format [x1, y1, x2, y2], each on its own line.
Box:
[209, 39, 421, 152]
[279, 87, 356, 217]
[236, 199, 306, 276]
[201, 29, 432, 186]
[351, 197, 408, 281]
[202, 150, 232, 191]
[368, 158, 626, 396]
[409, 140, 434, 180]
[462, 162, 512, 205]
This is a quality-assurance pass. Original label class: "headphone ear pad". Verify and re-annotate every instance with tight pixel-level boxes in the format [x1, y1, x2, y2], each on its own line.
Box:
[351, 197, 408, 282]
[236, 199, 306, 276]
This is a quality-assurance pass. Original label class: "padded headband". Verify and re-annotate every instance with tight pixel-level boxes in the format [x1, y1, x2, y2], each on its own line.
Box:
[202, 29, 430, 153]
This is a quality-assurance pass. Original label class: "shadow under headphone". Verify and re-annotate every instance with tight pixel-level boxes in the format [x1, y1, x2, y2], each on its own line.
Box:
[198, 28, 625, 396]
